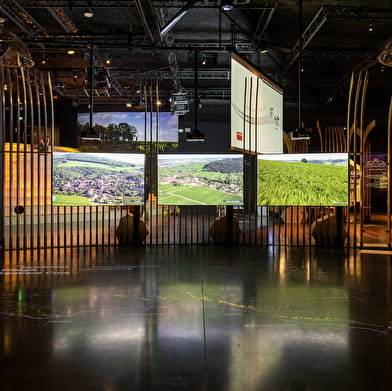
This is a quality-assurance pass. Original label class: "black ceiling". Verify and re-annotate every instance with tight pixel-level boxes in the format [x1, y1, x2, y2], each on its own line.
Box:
[1, 0, 391, 107]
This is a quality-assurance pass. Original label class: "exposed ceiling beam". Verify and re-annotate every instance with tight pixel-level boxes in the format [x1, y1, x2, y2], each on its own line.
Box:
[282, 5, 392, 75]
[19, 1, 276, 9]
[0, 0, 47, 37]
[159, 0, 197, 38]
[46, 6, 78, 33]
[252, 2, 277, 40]
[134, 0, 160, 43]
[22, 33, 253, 52]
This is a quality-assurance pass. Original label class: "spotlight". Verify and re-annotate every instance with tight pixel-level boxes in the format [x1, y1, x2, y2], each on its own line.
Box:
[84, 8, 94, 18]
[368, 19, 375, 32]
[201, 54, 207, 65]
[67, 49, 75, 55]
[125, 102, 132, 108]
[41, 53, 49, 64]
[222, 1, 234, 11]
[157, 100, 162, 106]
[105, 55, 112, 65]
[73, 72, 78, 82]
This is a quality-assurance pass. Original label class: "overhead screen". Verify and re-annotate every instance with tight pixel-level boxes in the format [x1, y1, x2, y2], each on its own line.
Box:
[158, 154, 243, 206]
[77, 112, 179, 142]
[52, 152, 144, 206]
[257, 153, 349, 206]
[231, 53, 283, 154]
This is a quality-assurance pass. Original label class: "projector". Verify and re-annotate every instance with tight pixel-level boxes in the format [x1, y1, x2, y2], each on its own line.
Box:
[171, 92, 190, 115]
[291, 127, 311, 141]
[186, 129, 205, 142]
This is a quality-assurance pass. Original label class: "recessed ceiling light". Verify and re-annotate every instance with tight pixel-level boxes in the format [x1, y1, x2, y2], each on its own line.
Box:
[222, 1, 234, 11]
[125, 102, 132, 108]
[67, 50, 75, 55]
[84, 8, 94, 18]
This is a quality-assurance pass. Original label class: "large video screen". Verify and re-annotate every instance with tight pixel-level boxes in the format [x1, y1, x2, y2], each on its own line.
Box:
[257, 153, 348, 206]
[52, 153, 144, 206]
[158, 154, 243, 205]
[77, 112, 178, 142]
[231, 52, 283, 154]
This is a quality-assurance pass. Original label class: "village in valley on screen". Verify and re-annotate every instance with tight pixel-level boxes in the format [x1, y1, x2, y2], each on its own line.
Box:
[52, 153, 145, 206]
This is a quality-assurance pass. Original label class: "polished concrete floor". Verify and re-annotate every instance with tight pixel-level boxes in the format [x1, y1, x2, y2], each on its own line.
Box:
[1, 245, 392, 390]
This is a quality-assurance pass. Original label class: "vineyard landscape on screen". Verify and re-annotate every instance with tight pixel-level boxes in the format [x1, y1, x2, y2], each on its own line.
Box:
[158, 154, 243, 205]
[52, 153, 144, 206]
[257, 153, 348, 206]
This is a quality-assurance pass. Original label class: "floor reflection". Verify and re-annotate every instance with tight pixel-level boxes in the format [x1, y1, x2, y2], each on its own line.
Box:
[1, 246, 392, 390]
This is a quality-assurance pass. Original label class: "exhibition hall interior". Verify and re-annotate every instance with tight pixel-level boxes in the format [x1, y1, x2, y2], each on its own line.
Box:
[1, 1, 392, 390]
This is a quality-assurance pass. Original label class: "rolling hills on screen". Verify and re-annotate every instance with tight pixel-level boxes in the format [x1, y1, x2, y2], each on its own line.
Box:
[257, 158, 348, 206]
[158, 156, 243, 205]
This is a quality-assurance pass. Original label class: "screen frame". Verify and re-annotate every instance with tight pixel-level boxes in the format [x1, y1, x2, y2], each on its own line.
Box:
[52, 152, 145, 207]
[157, 153, 244, 206]
[256, 152, 349, 207]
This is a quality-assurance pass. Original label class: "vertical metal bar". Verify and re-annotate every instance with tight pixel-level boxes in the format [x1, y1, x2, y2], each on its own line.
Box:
[25, 70, 34, 249]
[95, 205, 98, 246]
[101, 205, 105, 247]
[155, 79, 161, 245]
[47, 71, 55, 248]
[6, 67, 13, 249]
[388, 96, 392, 248]
[219, 7, 222, 50]
[0, 68, 4, 250]
[254, 78, 259, 247]
[359, 71, 368, 249]
[40, 72, 49, 248]
[15, 67, 21, 249]
[57, 205, 60, 247]
[20, 67, 28, 249]
[353, 72, 363, 248]
[76, 206, 80, 247]
[89, 204, 92, 247]
[346, 72, 355, 248]
[83, 205, 86, 246]
[248, 77, 252, 155]
[247, 78, 253, 245]
[33, 74, 42, 248]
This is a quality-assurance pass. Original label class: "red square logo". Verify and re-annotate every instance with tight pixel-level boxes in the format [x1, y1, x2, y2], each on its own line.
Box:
[236, 132, 242, 141]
